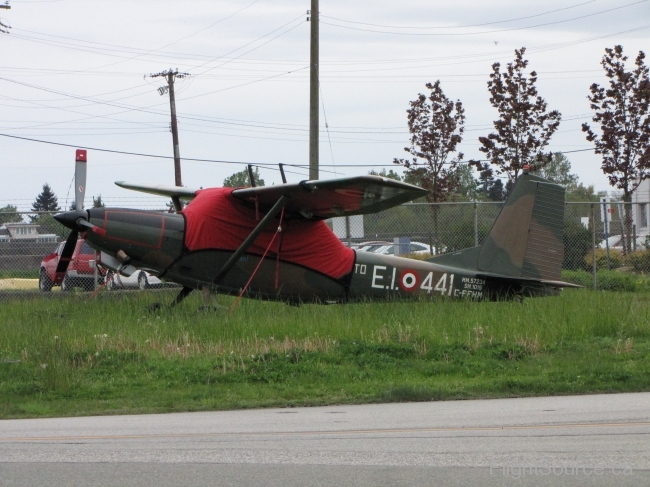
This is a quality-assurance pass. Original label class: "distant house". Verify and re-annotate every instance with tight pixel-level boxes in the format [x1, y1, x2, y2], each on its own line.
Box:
[632, 179, 650, 237]
[0, 223, 58, 243]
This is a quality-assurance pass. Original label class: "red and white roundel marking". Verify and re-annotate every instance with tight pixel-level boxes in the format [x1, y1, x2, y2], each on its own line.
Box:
[399, 269, 420, 292]
[78, 186, 84, 193]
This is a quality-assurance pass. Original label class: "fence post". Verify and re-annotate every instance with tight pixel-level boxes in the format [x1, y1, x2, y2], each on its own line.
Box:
[94, 250, 99, 291]
[602, 199, 611, 270]
[473, 200, 478, 247]
[591, 203, 597, 290]
[345, 216, 351, 248]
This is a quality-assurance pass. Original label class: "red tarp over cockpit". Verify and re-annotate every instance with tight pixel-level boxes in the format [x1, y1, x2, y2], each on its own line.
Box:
[181, 188, 355, 279]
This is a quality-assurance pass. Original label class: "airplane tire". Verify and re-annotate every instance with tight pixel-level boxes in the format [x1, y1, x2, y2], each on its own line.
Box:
[138, 271, 149, 290]
[61, 275, 73, 292]
[39, 268, 53, 292]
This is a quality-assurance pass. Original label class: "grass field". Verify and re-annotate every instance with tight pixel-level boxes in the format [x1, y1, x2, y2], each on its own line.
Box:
[1, 289, 649, 419]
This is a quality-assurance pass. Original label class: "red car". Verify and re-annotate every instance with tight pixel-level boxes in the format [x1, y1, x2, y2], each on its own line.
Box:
[39, 238, 105, 292]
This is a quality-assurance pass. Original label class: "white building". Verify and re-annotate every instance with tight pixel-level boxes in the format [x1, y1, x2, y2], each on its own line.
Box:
[0, 223, 58, 242]
[632, 179, 650, 237]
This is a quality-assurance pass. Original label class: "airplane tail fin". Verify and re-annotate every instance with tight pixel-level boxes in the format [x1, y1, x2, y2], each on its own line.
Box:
[430, 169, 565, 281]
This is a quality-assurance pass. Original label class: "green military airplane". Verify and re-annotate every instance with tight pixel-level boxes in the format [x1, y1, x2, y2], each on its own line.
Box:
[54, 150, 578, 307]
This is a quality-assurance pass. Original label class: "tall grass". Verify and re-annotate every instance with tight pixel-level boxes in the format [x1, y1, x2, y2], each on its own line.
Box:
[1, 289, 649, 417]
[2, 289, 648, 362]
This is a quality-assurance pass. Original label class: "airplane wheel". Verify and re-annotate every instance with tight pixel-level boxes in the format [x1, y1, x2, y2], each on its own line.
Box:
[61, 275, 73, 292]
[138, 271, 149, 290]
[39, 268, 53, 292]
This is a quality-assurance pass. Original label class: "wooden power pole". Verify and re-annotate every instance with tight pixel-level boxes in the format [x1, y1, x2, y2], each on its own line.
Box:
[308, 0, 319, 180]
[150, 69, 189, 188]
[0, 1, 11, 34]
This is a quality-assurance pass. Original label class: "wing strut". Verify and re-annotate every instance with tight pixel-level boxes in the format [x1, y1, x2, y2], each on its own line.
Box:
[212, 195, 289, 285]
[168, 196, 287, 310]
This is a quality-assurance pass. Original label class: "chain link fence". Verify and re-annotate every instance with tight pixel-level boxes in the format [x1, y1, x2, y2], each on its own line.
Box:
[2, 202, 650, 299]
[331, 200, 650, 290]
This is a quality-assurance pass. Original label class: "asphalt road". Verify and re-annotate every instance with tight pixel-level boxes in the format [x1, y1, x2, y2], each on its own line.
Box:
[1, 393, 649, 487]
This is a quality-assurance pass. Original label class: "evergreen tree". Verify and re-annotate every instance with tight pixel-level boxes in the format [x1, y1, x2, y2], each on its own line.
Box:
[477, 169, 494, 194]
[487, 179, 505, 201]
[92, 195, 105, 208]
[31, 184, 60, 214]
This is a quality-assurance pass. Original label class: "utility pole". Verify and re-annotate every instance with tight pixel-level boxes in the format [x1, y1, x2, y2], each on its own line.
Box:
[150, 69, 189, 188]
[0, 1, 11, 34]
[308, 0, 319, 180]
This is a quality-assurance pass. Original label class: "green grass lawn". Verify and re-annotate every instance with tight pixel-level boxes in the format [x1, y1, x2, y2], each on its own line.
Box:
[1, 289, 649, 418]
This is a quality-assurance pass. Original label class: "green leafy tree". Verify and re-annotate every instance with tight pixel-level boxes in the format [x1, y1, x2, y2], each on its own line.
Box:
[563, 220, 593, 270]
[566, 183, 597, 202]
[393, 80, 465, 203]
[472, 47, 562, 181]
[452, 164, 479, 200]
[582, 45, 650, 253]
[368, 168, 402, 181]
[532, 152, 579, 190]
[34, 213, 69, 240]
[223, 167, 265, 187]
[0, 204, 23, 225]
[393, 81, 465, 253]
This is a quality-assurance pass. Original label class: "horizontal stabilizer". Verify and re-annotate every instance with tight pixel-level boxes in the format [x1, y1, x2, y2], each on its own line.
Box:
[232, 175, 427, 219]
[115, 181, 199, 200]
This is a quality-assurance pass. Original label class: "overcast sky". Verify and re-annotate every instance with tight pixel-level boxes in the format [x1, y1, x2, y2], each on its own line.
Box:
[1, 0, 649, 210]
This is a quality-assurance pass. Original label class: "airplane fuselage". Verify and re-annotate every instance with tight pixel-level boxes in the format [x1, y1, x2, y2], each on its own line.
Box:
[83, 207, 557, 303]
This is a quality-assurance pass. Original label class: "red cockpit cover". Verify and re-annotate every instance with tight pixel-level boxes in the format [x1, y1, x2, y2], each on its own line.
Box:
[182, 188, 355, 279]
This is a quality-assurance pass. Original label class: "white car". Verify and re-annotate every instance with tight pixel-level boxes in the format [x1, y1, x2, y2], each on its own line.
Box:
[355, 241, 392, 252]
[105, 270, 174, 290]
[598, 235, 649, 250]
[372, 241, 435, 256]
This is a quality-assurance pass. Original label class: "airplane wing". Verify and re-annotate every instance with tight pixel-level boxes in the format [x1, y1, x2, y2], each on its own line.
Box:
[231, 176, 428, 219]
[115, 181, 199, 200]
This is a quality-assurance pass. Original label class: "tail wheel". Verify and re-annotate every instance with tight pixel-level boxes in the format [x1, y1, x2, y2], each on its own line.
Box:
[39, 268, 53, 292]
[138, 271, 149, 290]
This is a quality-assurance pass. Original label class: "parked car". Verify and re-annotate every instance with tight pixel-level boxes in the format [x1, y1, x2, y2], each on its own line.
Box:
[371, 241, 435, 256]
[354, 241, 392, 252]
[105, 270, 176, 290]
[598, 235, 650, 250]
[39, 238, 105, 292]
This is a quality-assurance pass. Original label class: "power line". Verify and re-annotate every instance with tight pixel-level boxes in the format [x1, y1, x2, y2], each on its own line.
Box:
[322, 0, 597, 30]
[321, 0, 647, 36]
[0, 132, 595, 170]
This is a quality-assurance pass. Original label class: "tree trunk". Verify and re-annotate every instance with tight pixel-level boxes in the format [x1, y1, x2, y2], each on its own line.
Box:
[623, 191, 633, 255]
